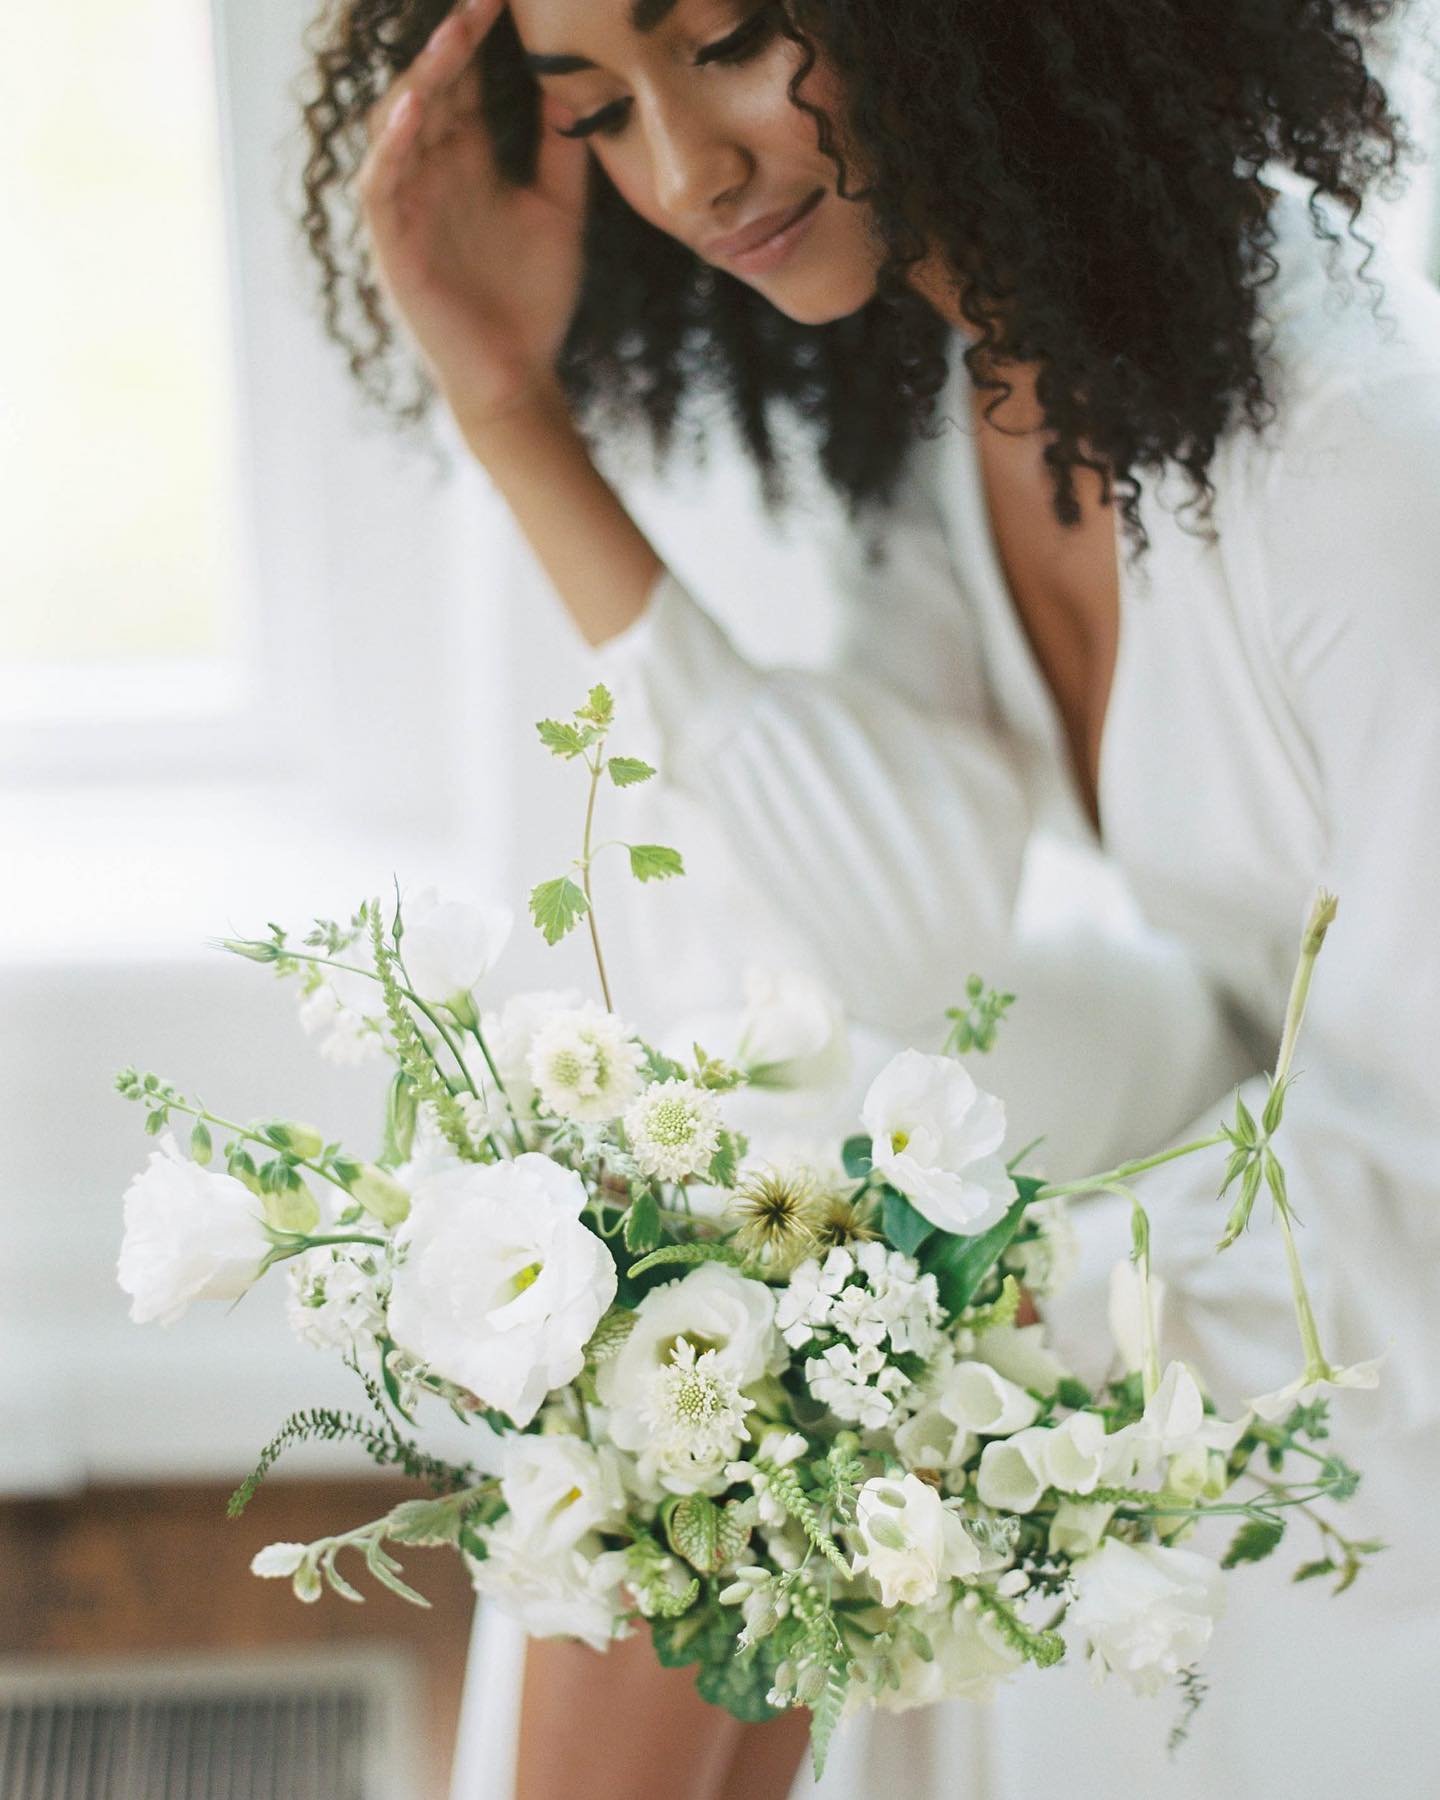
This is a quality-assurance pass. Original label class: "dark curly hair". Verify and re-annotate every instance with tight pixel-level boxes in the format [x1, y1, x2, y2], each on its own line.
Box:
[297, 0, 1417, 554]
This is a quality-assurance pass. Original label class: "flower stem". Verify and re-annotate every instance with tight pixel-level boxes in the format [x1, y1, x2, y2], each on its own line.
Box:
[1035, 1133, 1228, 1201]
[580, 754, 615, 1013]
[168, 1097, 354, 1197]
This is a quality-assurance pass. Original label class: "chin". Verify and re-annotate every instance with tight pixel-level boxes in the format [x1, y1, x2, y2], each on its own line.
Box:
[754, 266, 880, 325]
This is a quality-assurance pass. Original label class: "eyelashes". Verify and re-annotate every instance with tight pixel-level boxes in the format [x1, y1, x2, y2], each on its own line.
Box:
[553, 5, 781, 142]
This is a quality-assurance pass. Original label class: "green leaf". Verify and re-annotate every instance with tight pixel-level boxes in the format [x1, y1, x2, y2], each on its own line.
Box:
[707, 1131, 743, 1188]
[841, 1134, 873, 1180]
[576, 683, 615, 728]
[528, 876, 590, 946]
[628, 843, 685, 883]
[1221, 1516, 1286, 1569]
[607, 756, 656, 788]
[628, 1242, 742, 1279]
[624, 1190, 663, 1254]
[695, 1650, 782, 1725]
[923, 1178, 1039, 1317]
[715, 1501, 753, 1566]
[881, 1188, 934, 1257]
[808, 1661, 849, 1780]
[1292, 1558, 1338, 1583]
[189, 1120, 213, 1165]
[666, 1494, 721, 1573]
[535, 718, 588, 759]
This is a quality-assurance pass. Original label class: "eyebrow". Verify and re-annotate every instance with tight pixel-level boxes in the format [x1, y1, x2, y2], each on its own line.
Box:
[523, 0, 681, 74]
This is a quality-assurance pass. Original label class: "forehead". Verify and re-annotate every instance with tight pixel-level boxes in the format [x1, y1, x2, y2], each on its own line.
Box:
[508, 0, 682, 47]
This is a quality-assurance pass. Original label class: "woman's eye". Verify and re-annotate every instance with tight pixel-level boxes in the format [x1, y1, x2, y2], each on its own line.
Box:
[555, 98, 633, 140]
[696, 4, 780, 68]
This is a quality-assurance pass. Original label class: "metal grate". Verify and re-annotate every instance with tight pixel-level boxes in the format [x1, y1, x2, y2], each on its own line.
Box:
[0, 1651, 419, 1800]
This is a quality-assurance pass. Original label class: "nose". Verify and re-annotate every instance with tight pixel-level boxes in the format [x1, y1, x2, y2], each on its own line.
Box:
[645, 99, 750, 223]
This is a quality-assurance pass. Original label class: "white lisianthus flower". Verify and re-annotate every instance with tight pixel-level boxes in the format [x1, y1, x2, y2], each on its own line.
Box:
[117, 1133, 270, 1326]
[399, 887, 512, 1025]
[734, 966, 851, 1090]
[597, 1263, 782, 1463]
[862, 1050, 1014, 1235]
[495, 1434, 626, 1556]
[1248, 1353, 1386, 1424]
[638, 1341, 755, 1490]
[469, 1530, 630, 1651]
[1070, 1540, 1225, 1696]
[623, 1079, 723, 1182]
[286, 1245, 387, 1354]
[527, 1003, 647, 1123]
[387, 1153, 616, 1427]
[852, 1475, 984, 1608]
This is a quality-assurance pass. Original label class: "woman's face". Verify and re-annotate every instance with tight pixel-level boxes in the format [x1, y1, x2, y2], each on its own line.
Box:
[507, 0, 884, 323]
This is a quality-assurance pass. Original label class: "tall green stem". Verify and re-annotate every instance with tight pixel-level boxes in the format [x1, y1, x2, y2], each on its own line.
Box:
[1036, 1133, 1227, 1202]
[580, 754, 615, 1013]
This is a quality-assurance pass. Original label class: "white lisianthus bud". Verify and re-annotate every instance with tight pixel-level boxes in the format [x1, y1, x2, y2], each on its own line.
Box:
[117, 1133, 270, 1326]
[1070, 1540, 1225, 1696]
[852, 1474, 982, 1608]
[349, 1163, 411, 1227]
[734, 966, 851, 1091]
[1107, 1259, 1167, 1375]
[399, 887, 513, 1025]
[861, 1051, 1014, 1236]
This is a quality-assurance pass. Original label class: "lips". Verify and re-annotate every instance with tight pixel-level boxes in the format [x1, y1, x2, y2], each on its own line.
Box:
[704, 190, 825, 264]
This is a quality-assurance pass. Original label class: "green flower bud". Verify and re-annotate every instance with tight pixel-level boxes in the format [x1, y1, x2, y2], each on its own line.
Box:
[261, 1120, 326, 1160]
[262, 1175, 321, 1236]
[351, 1163, 411, 1227]
[221, 938, 281, 963]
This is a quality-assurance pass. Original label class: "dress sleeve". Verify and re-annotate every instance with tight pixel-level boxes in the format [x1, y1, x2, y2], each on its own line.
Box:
[1049, 364, 1440, 1434]
[584, 454, 1034, 1032]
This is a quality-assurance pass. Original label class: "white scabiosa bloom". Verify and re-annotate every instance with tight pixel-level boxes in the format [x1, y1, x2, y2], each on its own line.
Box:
[1070, 1540, 1225, 1696]
[639, 1341, 755, 1489]
[398, 887, 512, 1025]
[527, 1003, 647, 1123]
[117, 1133, 270, 1326]
[851, 1475, 984, 1608]
[862, 1050, 1014, 1236]
[623, 1078, 723, 1182]
[479, 987, 585, 1116]
[386, 1152, 616, 1427]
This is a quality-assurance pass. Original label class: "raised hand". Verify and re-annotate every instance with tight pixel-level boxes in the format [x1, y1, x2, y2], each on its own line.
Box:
[356, 0, 589, 431]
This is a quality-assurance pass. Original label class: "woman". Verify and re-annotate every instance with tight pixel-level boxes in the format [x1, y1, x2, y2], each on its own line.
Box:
[298, 3, 1440, 1796]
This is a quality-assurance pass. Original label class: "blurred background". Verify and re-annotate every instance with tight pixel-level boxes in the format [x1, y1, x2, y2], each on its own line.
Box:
[2, 3, 1437, 1798]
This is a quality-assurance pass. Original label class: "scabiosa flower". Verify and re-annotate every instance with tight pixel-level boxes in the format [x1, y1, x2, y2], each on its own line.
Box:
[527, 1004, 647, 1123]
[624, 1079, 722, 1182]
[641, 1340, 755, 1484]
[731, 1162, 823, 1268]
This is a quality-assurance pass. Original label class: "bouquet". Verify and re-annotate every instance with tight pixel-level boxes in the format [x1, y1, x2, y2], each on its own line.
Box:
[115, 685, 1382, 1775]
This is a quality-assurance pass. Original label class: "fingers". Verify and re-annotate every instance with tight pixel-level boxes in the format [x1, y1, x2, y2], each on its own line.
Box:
[364, 0, 502, 147]
[356, 88, 425, 221]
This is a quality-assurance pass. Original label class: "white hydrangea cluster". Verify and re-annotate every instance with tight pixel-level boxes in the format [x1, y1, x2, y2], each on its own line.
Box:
[527, 1003, 647, 1122]
[623, 1078, 723, 1182]
[285, 1245, 387, 1354]
[776, 1242, 943, 1430]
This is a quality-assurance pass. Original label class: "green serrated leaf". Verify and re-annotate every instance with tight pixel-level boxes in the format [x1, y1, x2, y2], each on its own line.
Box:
[528, 876, 590, 946]
[808, 1660, 849, 1780]
[666, 1494, 721, 1572]
[715, 1501, 753, 1566]
[881, 1188, 934, 1257]
[536, 718, 588, 759]
[1221, 1516, 1285, 1569]
[628, 1242, 742, 1279]
[627, 843, 686, 883]
[624, 1190, 663, 1254]
[577, 683, 615, 728]
[707, 1131, 742, 1189]
[607, 756, 656, 788]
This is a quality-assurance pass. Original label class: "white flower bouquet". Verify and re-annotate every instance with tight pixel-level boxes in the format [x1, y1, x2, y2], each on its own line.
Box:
[115, 685, 1381, 1774]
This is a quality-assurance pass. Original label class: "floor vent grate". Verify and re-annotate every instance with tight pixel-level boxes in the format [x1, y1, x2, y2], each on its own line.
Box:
[0, 1650, 419, 1800]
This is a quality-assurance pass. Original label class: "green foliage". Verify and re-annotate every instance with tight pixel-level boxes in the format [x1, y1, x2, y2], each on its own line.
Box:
[651, 1601, 781, 1724]
[977, 1589, 1065, 1668]
[627, 843, 686, 883]
[607, 756, 656, 787]
[626, 1536, 700, 1619]
[227, 1402, 478, 1519]
[1167, 1667, 1209, 1758]
[528, 876, 590, 947]
[623, 1189, 663, 1253]
[881, 1188, 934, 1257]
[923, 1179, 1039, 1317]
[706, 1130, 745, 1188]
[1221, 1517, 1286, 1569]
[628, 1242, 743, 1279]
[808, 1656, 850, 1781]
[536, 718, 593, 759]
[841, 1134, 872, 1179]
[942, 975, 1017, 1056]
[666, 1494, 721, 1573]
[577, 684, 615, 728]
[755, 1460, 849, 1575]
[369, 905, 482, 1162]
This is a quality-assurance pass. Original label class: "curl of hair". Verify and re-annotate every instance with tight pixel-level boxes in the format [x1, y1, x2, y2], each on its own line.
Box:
[298, 0, 1416, 552]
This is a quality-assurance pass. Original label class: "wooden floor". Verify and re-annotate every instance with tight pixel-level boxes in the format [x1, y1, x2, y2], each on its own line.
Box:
[1, 1476, 478, 1800]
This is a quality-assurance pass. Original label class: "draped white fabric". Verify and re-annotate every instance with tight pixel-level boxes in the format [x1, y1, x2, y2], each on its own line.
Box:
[453, 190, 1440, 1799]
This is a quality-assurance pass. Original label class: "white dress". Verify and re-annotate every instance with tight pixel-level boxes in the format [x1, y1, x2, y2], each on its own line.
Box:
[451, 191, 1440, 1800]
